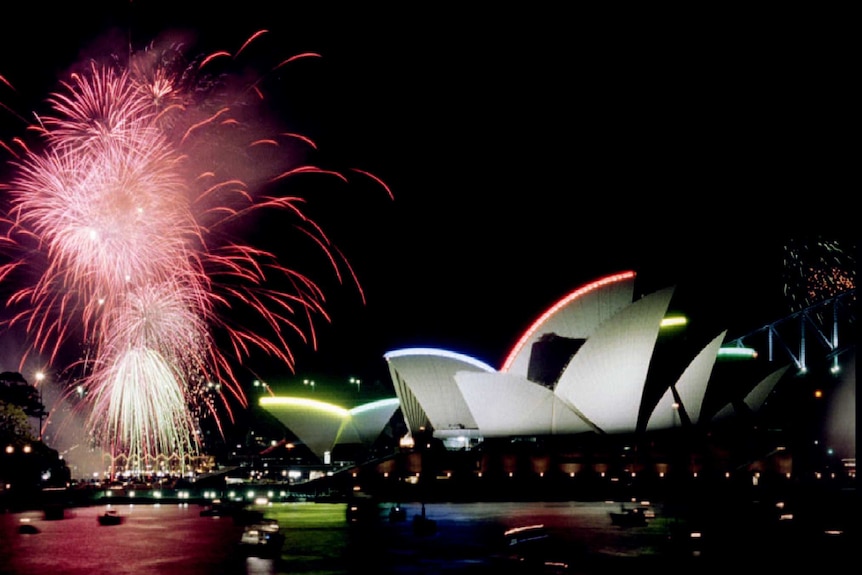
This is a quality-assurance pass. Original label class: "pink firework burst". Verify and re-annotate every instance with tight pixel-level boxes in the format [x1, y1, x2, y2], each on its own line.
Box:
[0, 30, 389, 470]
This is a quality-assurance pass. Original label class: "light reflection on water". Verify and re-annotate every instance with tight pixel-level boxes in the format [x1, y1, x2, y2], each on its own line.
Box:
[0, 500, 670, 574]
[0, 503, 246, 575]
[0, 497, 854, 574]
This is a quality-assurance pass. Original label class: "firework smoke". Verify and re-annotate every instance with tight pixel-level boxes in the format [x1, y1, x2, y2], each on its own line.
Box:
[0, 30, 388, 472]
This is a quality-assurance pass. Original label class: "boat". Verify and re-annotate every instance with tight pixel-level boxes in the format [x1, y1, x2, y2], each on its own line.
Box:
[43, 504, 65, 520]
[346, 491, 379, 524]
[18, 523, 40, 534]
[504, 524, 551, 549]
[238, 518, 284, 557]
[609, 505, 648, 527]
[412, 503, 437, 536]
[388, 504, 407, 522]
[490, 524, 571, 573]
[98, 509, 123, 526]
[199, 500, 246, 518]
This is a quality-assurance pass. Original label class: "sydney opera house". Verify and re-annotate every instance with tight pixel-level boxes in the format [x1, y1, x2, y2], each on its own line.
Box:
[258, 269, 856, 494]
[384, 270, 785, 443]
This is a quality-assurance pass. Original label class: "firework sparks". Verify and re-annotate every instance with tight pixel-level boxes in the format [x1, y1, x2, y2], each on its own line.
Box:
[0, 30, 389, 471]
[782, 236, 856, 313]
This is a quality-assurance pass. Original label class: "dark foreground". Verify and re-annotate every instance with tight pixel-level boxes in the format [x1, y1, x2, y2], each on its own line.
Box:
[0, 491, 856, 575]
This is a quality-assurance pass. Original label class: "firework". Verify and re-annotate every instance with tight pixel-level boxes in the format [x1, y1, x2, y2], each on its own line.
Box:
[0, 30, 388, 472]
[782, 236, 856, 313]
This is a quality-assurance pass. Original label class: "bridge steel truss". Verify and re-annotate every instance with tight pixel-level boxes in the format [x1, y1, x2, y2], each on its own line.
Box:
[723, 289, 856, 375]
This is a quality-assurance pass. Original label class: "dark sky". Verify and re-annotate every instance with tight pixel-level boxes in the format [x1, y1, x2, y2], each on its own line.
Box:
[0, 3, 853, 390]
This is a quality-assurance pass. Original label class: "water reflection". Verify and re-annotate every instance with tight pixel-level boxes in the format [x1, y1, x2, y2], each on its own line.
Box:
[243, 557, 277, 575]
[0, 496, 854, 574]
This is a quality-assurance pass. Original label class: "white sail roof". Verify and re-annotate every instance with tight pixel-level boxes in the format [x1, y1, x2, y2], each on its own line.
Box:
[647, 330, 728, 431]
[501, 271, 636, 377]
[455, 371, 594, 436]
[384, 348, 494, 437]
[553, 286, 675, 433]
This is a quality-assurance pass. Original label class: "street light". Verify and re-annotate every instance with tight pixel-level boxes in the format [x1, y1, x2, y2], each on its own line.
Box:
[349, 377, 361, 393]
[253, 379, 271, 395]
[35, 371, 46, 441]
[303, 379, 315, 392]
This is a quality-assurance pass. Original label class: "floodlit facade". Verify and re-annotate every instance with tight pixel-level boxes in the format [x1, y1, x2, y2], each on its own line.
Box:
[384, 270, 780, 444]
[384, 348, 495, 440]
[259, 397, 401, 462]
[259, 271, 790, 463]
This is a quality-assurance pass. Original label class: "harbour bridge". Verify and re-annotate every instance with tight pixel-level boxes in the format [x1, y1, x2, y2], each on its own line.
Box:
[717, 288, 856, 480]
[723, 288, 856, 377]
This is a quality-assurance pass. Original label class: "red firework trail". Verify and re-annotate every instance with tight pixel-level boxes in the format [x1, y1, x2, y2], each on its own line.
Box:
[0, 29, 393, 467]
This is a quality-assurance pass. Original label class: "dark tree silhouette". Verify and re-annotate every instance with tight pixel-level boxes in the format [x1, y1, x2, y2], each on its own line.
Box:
[0, 371, 46, 420]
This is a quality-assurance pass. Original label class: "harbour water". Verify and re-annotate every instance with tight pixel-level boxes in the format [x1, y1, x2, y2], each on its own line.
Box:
[0, 494, 855, 574]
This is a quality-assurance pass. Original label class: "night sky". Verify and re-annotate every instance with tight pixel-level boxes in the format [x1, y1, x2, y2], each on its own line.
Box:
[0, 2, 853, 392]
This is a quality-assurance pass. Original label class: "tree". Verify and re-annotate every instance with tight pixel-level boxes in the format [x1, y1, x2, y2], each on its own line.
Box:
[0, 371, 46, 419]
[0, 371, 42, 445]
[0, 371, 70, 503]
[0, 401, 35, 444]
